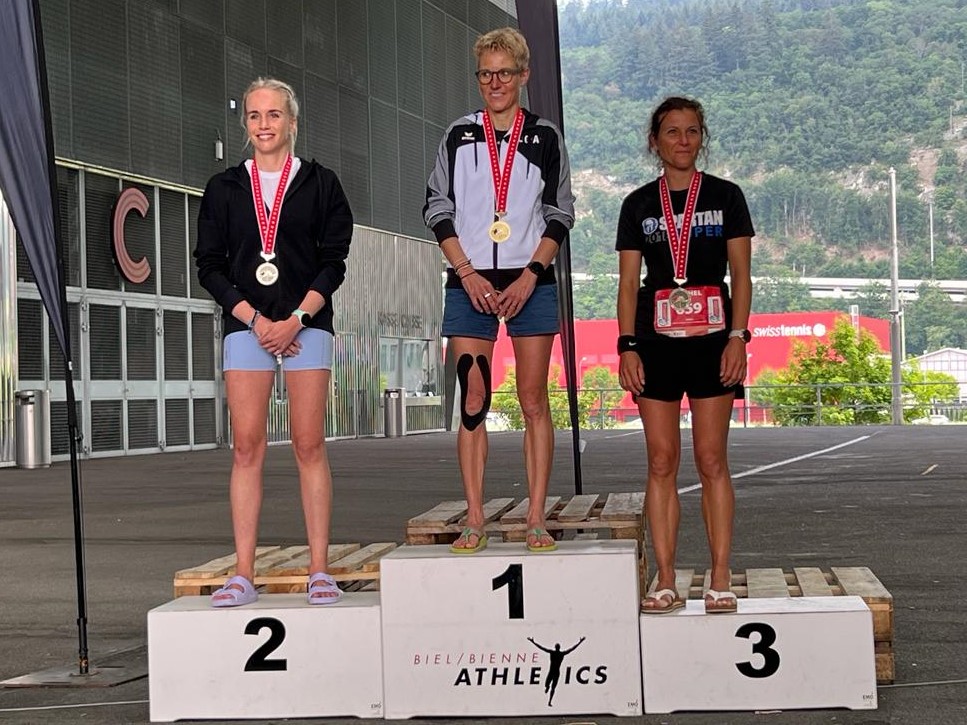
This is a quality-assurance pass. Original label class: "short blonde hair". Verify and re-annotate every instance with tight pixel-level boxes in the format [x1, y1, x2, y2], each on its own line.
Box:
[473, 27, 530, 70]
[241, 77, 299, 152]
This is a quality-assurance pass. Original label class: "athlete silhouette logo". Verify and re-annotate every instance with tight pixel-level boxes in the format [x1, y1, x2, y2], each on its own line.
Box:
[527, 635, 586, 706]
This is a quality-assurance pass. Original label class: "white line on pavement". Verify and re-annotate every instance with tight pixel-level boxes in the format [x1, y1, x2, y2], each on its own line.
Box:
[0, 700, 147, 713]
[677, 435, 872, 494]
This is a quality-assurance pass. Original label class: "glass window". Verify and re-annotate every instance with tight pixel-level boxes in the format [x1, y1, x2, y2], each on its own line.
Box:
[380, 336, 435, 396]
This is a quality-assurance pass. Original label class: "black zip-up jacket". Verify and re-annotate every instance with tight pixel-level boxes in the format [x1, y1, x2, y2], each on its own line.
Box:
[195, 158, 353, 337]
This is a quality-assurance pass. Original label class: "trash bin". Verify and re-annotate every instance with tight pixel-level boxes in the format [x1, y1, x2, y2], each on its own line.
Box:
[15, 389, 51, 469]
[383, 388, 406, 438]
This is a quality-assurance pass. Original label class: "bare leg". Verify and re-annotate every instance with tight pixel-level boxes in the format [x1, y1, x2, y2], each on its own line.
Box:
[511, 334, 556, 547]
[451, 337, 496, 549]
[640, 398, 683, 610]
[214, 370, 273, 603]
[286, 369, 334, 580]
[690, 393, 736, 596]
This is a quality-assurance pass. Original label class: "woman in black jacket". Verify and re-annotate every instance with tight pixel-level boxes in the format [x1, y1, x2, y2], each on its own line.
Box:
[195, 77, 353, 607]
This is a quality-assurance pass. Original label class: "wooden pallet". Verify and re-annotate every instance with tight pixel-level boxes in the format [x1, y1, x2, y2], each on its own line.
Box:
[405, 492, 647, 589]
[172, 542, 398, 597]
[650, 566, 895, 684]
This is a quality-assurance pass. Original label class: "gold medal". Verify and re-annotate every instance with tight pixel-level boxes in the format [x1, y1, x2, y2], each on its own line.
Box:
[256, 261, 279, 286]
[489, 219, 511, 243]
[669, 286, 690, 313]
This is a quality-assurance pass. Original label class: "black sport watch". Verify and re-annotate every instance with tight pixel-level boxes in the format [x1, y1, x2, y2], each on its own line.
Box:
[526, 260, 546, 277]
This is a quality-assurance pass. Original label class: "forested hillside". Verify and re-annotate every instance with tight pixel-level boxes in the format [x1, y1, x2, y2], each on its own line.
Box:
[559, 0, 967, 289]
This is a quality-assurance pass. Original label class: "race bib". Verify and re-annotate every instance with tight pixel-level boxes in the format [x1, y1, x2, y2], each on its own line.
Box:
[654, 285, 725, 337]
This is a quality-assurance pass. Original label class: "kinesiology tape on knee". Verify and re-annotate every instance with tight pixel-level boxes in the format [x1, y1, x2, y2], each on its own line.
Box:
[456, 353, 492, 431]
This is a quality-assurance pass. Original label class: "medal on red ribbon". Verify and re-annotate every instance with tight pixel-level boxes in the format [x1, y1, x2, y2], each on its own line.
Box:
[250, 154, 293, 286]
[659, 171, 702, 287]
[482, 109, 525, 243]
[653, 171, 725, 337]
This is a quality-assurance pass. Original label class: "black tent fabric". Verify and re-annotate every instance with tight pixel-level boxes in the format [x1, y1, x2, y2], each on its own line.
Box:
[516, 0, 584, 494]
[0, 0, 90, 676]
[0, 0, 68, 359]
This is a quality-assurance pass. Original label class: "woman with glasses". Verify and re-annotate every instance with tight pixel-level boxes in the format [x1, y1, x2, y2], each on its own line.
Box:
[195, 78, 353, 607]
[424, 27, 575, 554]
[615, 96, 753, 614]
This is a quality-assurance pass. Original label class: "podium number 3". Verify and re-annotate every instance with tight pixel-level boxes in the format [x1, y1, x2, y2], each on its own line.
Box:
[244, 617, 288, 671]
[735, 622, 780, 678]
[492, 564, 524, 619]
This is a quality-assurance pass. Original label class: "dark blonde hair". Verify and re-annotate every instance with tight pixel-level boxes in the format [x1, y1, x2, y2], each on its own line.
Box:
[473, 27, 530, 69]
[241, 77, 299, 152]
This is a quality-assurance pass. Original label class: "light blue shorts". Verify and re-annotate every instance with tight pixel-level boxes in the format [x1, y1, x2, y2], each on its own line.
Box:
[442, 284, 560, 341]
[224, 329, 334, 371]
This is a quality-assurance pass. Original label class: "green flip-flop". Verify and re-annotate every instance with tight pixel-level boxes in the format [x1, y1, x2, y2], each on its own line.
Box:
[526, 527, 557, 553]
[449, 526, 488, 554]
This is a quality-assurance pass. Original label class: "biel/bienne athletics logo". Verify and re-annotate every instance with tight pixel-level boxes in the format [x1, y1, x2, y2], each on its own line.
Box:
[412, 635, 608, 707]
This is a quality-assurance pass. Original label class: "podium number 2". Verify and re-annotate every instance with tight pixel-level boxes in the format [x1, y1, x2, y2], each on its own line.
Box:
[244, 617, 288, 671]
[735, 622, 780, 678]
[492, 564, 524, 619]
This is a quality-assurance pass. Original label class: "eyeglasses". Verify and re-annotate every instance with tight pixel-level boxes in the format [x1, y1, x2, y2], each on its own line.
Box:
[475, 68, 521, 84]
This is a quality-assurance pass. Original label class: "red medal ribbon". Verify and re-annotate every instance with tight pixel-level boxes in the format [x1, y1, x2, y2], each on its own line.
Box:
[482, 109, 525, 219]
[250, 154, 293, 259]
[658, 171, 703, 284]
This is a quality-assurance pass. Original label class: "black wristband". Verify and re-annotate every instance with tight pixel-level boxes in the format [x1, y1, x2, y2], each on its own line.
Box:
[617, 335, 638, 354]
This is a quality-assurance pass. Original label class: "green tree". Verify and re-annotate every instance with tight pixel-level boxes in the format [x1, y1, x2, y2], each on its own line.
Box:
[573, 272, 618, 319]
[751, 317, 959, 425]
[752, 274, 821, 313]
[901, 363, 960, 421]
[492, 365, 600, 430]
[903, 282, 967, 356]
[581, 365, 625, 429]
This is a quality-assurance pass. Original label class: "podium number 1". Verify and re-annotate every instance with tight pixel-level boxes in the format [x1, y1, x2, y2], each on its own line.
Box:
[735, 622, 780, 678]
[492, 564, 524, 619]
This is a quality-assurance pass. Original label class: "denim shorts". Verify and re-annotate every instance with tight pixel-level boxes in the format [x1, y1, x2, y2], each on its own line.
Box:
[442, 284, 559, 340]
[224, 328, 334, 371]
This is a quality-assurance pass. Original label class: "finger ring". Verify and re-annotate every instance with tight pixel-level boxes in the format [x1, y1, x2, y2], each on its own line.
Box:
[484, 293, 492, 298]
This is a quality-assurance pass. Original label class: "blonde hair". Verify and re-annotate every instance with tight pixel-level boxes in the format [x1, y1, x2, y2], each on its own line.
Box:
[473, 27, 530, 70]
[241, 77, 299, 152]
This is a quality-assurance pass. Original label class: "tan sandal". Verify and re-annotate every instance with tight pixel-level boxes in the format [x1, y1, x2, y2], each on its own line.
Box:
[641, 588, 685, 614]
[704, 588, 738, 613]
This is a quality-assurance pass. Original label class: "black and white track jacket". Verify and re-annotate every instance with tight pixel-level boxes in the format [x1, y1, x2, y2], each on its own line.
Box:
[424, 109, 575, 284]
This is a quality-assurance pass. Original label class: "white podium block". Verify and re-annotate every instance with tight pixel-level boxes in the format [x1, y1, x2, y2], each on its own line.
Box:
[640, 596, 877, 713]
[148, 592, 383, 722]
[380, 540, 643, 719]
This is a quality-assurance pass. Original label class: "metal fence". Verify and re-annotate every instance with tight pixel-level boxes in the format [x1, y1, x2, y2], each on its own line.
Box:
[490, 382, 966, 430]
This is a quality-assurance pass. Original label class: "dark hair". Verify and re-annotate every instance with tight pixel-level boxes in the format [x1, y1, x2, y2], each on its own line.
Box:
[647, 96, 710, 163]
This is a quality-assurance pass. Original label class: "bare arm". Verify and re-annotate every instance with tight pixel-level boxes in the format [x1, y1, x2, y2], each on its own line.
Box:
[720, 235, 753, 385]
[617, 250, 644, 395]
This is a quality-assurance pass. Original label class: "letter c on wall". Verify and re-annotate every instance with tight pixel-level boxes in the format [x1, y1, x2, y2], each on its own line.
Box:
[112, 187, 151, 284]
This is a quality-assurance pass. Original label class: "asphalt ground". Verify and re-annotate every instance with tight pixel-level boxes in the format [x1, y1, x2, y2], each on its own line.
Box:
[0, 425, 965, 724]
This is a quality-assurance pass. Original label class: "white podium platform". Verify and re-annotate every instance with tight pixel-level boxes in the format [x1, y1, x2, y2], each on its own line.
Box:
[640, 596, 878, 713]
[148, 592, 383, 722]
[380, 540, 643, 719]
